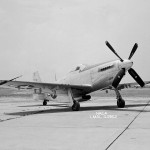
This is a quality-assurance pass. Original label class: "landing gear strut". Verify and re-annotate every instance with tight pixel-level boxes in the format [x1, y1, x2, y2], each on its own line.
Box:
[114, 89, 125, 108]
[72, 100, 80, 111]
[68, 88, 80, 111]
[43, 100, 47, 106]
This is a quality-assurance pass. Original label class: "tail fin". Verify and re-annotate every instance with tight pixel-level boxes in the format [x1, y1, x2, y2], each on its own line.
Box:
[33, 71, 42, 82]
[55, 73, 57, 81]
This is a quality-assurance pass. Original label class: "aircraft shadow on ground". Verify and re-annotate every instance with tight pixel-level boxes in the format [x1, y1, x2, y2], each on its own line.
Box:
[6, 103, 150, 116]
[18, 104, 67, 108]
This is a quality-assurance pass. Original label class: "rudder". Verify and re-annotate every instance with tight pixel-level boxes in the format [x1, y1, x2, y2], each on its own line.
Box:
[33, 71, 42, 82]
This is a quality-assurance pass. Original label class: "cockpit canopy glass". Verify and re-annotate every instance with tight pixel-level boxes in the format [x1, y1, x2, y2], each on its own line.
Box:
[71, 64, 87, 72]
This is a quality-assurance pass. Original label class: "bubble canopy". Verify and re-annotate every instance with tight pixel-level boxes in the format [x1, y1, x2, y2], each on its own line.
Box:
[71, 64, 87, 72]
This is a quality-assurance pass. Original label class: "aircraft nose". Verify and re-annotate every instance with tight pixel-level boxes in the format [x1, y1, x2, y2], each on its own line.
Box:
[125, 60, 133, 70]
[119, 59, 133, 70]
[129, 60, 133, 67]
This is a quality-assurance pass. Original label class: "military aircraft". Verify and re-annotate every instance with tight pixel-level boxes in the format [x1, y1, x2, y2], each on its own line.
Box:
[0, 41, 150, 111]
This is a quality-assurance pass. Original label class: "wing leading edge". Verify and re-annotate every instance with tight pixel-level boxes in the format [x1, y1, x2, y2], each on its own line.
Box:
[0, 80, 93, 94]
[102, 81, 150, 91]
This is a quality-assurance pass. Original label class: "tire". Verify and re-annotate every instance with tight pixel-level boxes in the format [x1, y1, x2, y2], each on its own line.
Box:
[72, 101, 80, 111]
[43, 100, 47, 106]
[117, 99, 125, 108]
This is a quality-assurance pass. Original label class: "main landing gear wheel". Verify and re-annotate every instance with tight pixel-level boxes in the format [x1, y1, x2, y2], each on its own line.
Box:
[114, 88, 125, 108]
[43, 100, 47, 106]
[117, 99, 125, 108]
[72, 100, 80, 111]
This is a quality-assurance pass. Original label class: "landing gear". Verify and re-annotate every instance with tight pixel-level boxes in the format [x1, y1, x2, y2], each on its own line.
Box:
[68, 88, 80, 111]
[43, 100, 47, 106]
[72, 100, 80, 111]
[115, 89, 125, 108]
[117, 98, 125, 108]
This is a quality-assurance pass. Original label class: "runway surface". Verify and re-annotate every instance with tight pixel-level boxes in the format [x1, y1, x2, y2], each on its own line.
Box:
[0, 89, 150, 150]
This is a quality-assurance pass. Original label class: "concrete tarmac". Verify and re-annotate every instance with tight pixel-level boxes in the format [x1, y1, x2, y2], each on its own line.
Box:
[0, 96, 150, 150]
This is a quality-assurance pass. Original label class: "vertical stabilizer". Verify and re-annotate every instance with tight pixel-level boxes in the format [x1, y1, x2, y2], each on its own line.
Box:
[33, 71, 42, 82]
[55, 73, 57, 81]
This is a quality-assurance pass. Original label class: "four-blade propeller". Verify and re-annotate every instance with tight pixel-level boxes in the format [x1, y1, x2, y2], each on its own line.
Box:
[106, 41, 145, 88]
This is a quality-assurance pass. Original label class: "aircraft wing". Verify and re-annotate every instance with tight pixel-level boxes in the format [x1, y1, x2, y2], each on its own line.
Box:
[102, 81, 150, 91]
[0, 80, 92, 94]
[117, 81, 150, 90]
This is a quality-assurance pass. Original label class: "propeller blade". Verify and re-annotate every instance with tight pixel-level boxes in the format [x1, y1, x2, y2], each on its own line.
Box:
[0, 75, 22, 85]
[105, 41, 124, 62]
[128, 68, 145, 87]
[112, 69, 125, 88]
[128, 43, 138, 60]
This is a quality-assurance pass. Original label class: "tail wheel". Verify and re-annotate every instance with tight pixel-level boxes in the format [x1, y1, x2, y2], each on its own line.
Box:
[43, 100, 47, 106]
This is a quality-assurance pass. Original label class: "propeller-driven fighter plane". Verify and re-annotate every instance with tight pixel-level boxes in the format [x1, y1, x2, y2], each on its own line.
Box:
[1, 41, 149, 111]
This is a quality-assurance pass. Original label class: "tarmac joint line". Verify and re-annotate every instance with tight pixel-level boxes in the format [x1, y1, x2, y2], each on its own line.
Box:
[105, 100, 150, 150]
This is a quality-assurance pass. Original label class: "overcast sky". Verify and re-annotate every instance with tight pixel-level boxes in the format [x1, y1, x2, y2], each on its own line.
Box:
[0, 0, 150, 83]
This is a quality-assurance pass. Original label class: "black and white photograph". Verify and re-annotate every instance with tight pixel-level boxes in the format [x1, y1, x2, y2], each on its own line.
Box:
[0, 0, 150, 149]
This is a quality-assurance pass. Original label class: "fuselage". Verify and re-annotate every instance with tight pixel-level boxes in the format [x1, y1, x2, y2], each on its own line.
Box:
[58, 59, 133, 93]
